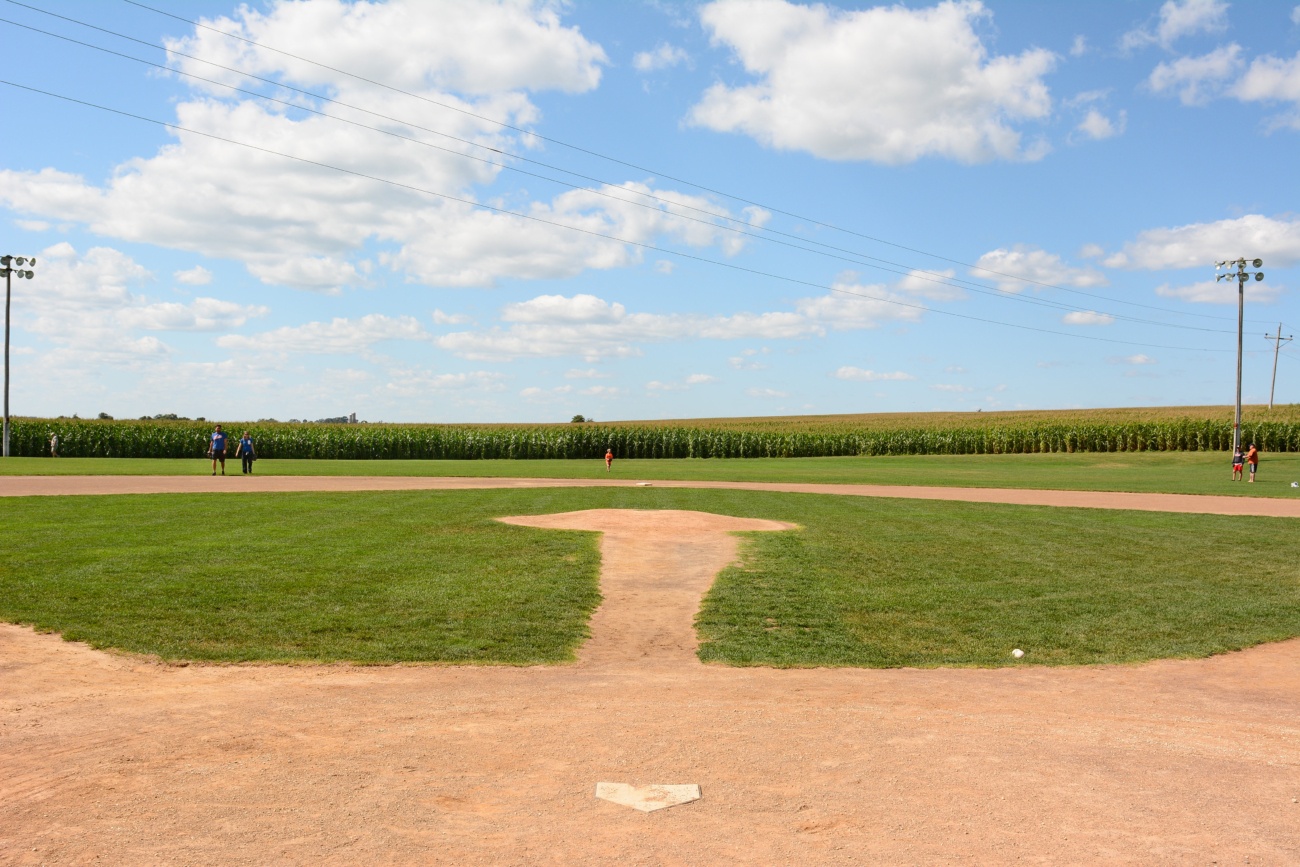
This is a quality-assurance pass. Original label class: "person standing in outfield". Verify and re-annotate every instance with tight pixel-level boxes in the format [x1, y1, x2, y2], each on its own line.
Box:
[605, 447, 614, 473]
[1232, 444, 1245, 481]
[49, 432, 58, 457]
[208, 424, 228, 476]
[235, 431, 257, 475]
[1245, 443, 1259, 483]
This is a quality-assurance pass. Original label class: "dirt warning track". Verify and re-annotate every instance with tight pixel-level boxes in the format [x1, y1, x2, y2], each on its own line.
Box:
[3, 473, 1300, 517]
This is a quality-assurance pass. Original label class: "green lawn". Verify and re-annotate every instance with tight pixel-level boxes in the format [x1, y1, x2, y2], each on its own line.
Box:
[3, 452, 1300, 498]
[3, 487, 1297, 667]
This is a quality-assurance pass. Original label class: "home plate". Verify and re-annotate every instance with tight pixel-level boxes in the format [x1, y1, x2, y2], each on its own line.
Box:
[595, 782, 701, 812]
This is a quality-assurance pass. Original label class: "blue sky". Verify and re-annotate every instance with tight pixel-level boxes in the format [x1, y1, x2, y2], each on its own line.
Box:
[1, 0, 1298, 422]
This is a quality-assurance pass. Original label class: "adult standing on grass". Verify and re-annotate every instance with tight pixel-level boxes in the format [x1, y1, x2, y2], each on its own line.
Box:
[1232, 444, 1244, 481]
[236, 430, 257, 475]
[208, 424, 228, 476]
[1246, 443, 1259, 483]
[605, 447, 614, 473]
[49, 432, 58, 457]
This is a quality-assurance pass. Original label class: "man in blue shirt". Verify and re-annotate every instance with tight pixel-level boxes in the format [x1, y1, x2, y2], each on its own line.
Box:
[208, 424, 228, 476]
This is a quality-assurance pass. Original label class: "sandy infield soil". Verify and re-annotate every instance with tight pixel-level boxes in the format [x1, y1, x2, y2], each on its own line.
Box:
[3, 507, 1300, 865]
[4, 473, 1300, 517]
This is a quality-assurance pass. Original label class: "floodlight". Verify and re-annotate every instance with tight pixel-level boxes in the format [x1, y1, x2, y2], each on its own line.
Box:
[24, 270, 33, 279]
[13, 258, 24, 267]
[1255, 272, 1264, 281]
[0, 256, 10, 266]
[1253, 258, 1263, 268]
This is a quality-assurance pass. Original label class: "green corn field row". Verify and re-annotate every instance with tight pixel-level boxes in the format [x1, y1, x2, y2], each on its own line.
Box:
[9, 417, 1300, 459]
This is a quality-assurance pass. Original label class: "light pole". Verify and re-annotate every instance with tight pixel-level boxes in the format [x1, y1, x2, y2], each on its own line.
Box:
[1215, 257, 1264, 456]
[2, 255, 37, 458]
[1265, 324, 1292, 410]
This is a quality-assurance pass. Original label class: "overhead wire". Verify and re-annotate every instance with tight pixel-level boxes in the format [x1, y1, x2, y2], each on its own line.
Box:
[84, 0, 1273, 324]
[0, 13, 1241, 336]
[0, 78, 1238, 356]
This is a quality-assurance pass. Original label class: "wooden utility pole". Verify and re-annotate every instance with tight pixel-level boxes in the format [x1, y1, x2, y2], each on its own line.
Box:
[1265, 323, 1293, 410]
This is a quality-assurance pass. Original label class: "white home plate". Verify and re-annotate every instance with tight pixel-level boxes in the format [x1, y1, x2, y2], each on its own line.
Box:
[595, 782, 701, 812]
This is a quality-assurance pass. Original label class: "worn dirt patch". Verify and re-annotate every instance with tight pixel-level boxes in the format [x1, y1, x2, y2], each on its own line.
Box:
[498, 509, 793, 668]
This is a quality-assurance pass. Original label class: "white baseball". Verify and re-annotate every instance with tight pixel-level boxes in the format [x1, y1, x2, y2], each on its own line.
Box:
[1011, 648, 1025, 658]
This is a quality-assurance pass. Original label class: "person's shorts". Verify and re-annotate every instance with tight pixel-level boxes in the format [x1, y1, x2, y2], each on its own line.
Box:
[1248, 462, 1258, 472]
[1233, 463, 1244, 471]
[211, 449, 226, 460]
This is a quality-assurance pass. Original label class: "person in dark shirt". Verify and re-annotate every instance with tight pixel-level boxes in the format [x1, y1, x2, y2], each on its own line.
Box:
[1232, 445, 1244, 481]
[235, 431, 257, 475]
[208, 424, 228, 476]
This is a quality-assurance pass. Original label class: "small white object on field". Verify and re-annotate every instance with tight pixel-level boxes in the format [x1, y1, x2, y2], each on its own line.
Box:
[1011, 648, 1025, 658]
[1292, 481, 1299, 488]
[636, 482, 652, 487]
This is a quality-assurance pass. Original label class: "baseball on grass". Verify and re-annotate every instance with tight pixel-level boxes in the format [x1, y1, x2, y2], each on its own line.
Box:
[1011, 648, 1025, 658]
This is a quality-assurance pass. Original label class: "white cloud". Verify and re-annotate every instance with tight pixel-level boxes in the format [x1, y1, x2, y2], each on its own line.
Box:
[1103, 214, 1300, 269]
[655, 259, 676, 274]
[832, 367, 915, 382]
[1232, 50, 1300, 129]
[438, 284, 921, 361]
[1076, 109, 1127, 140]
[565, 368, 610, 379]
[689, 0, 1056, 164]
[1062, 311, 1115, 326]
[685, 373, 717, 384]
[520, 385, 573, 400]
[1119, 354, 1158, 364]
[1123, 0, 1229, 51]
[1148, 44, 1243, 105]
[895, 268, 965, 301]
[13, 243, 265, 358]
[729, 355, 766, 370]
[746, 387, 787, 398]
[382, 368, 506, 398]
[1155, 279, 1281, 304]
[973, 246, 1108, 293]
[1070, 35, 1088, 57]
[1079, 243, 1105, 259]
[217, 314, 428, 354]
[648, 373, 717, 391]
[431, 309, 471, 325]
[580, 385, 621, 397]
[15, 219, 50, 232]
[173, 266, 213, 286]
[633, 43, 691, 72]
[931, 383, 974, 392]
[1293, 5, 1300, 26]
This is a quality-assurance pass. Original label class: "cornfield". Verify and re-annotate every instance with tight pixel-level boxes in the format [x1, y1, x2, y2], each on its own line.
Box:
[10, 415, 1300, 459]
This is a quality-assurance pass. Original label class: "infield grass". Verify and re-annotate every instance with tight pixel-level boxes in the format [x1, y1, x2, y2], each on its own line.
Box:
[4, 451, 1300, 498]
[3, 487, 1298, 667]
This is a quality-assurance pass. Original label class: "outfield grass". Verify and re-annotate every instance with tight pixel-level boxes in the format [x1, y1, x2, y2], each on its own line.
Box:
[4, 451, 1300, 498]
[3, 487, 1298, 667]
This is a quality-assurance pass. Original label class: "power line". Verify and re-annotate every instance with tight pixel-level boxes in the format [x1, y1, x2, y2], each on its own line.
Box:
[0, 78, 1236, 357]
[98, 0, 1264, 323]
[0, 14, 1238, 337]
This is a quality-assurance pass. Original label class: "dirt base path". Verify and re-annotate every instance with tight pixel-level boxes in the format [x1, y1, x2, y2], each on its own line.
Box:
[3, 473, 1300, 517]
[3, 496, 1299, 863]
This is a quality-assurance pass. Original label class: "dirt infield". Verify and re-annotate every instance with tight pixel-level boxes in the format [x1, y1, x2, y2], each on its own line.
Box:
[2, 493, 1299, 864]
[3, 473, 1300, 517]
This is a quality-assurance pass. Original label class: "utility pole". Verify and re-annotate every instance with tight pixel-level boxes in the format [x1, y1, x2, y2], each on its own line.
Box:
[1265, 323, 1293, 410]
[1216, 258, 1264, 456]
[1, 255, 37, 458]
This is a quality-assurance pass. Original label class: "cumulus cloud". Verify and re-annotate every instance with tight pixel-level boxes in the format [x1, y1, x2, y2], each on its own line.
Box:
[1062, 311, 1115, 326]
[14, 243, 265, 356]
[633, 43, 691, 72]
[173, 266, 213, 286]
[437, 282, 922, 361]
[1155, 279, 1281, 304]
[832, 367, 915, 382]
[1148, 44, 1243, 105]
[431, 309, 471, 325]
[1070, 35, 1088, 57]
[973, 246, 1108, 293]
[382, 368, 507, 398]
[1232, 50, 1300, 129]
[1076, 109, 1127, 140]
[746, 387, 787, 398]
[0, 3, 752, 292]
[1122, 0, 1229, 51]
[647, 373, 717, 391]
[688, 0, 1056, 164]
[1103, 215, 1300, 270]
[217, 314, 428, 354]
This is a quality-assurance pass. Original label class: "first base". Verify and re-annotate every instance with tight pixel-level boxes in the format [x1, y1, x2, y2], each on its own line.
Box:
[595, 782, 701, 812]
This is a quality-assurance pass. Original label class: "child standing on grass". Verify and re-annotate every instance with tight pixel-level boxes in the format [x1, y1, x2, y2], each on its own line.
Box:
[1246, 443, 1259, 482]
[1232, 445, 1244, 480]
[605, 447, 614, 473]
